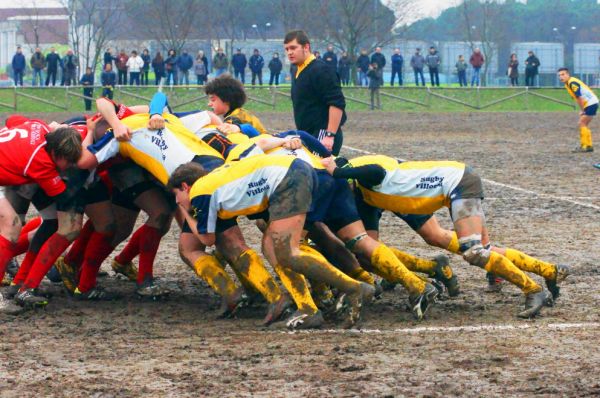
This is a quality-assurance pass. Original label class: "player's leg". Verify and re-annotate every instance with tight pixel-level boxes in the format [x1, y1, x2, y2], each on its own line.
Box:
[576, 113, 594, 151]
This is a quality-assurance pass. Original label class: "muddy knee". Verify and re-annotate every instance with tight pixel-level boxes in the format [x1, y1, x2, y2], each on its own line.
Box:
[460, 236, 490, 268]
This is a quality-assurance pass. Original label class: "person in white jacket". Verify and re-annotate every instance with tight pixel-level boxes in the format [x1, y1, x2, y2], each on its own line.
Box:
[126, 50, 145, 86]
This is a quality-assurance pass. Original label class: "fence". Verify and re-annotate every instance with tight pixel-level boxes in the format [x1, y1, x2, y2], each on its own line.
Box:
[0, 85, 577, 114]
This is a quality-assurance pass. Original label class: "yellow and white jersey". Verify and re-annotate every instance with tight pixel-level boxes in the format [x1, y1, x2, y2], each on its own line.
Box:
[190, 155, 295, 233]
[565, 77, 598, 108]
[89, 113, 223, 185]
[225, 108, 267, 134]
[349, 155, 465, 214]
[226, 136, 325, 170]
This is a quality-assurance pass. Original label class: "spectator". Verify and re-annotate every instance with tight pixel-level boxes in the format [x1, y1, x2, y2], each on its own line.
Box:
[178, 50, 194, 85]
[338, 51, 351, 86]
[456, 55, 468, 87]
[103, 48, 114, 68]
[469, 48, 485, 87]
[357, 49, 370, 86]
[165, 49, 178, 85]
[367, 62, 383, 110]
[116, 49, 129, 85]
[268, 52, 283, 86]
[195, 51, 208, 85]
[313, 51, 321, 60]
[80, 66, 94, 111]
[410, 48, 426, 86]
[30, 47, 46, 87]
[126, 50, 144, 85]
[231, 48, 247, 83]
[425, 46, 441, 87]
[249, 48, 264, 86]
[390, 48, 403, 86]
[508, 53, 519, 86]
[212, 48, 229, 77]
[101, 63, 116, 99]
[62, 49, 79, 86]
[323, 45, 337, 69]
[45, 47, 60, 86]
[11, 46, 25, 86]
[141, 49, 151, 85]
[525, 51, 540, 87]
[371, 47, 386, 72]
[152, 51, 165, 85]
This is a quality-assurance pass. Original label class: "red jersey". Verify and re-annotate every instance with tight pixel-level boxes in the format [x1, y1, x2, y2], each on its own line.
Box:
[0, 119, 65, 197]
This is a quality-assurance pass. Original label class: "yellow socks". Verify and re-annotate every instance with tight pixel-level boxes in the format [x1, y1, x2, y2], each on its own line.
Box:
[370, 244, 426, 295]
[232, 250, 282, 304]
[348, 267, 375, 285]
[447, 232, 461, 254]
[580, 126, 593, 148]
[483, 251, 541, 295]
[389, 247, 437, 276]
[274, 263, 318, 314]
[504, 248, 557, 280]
[192, 255, 238, 297]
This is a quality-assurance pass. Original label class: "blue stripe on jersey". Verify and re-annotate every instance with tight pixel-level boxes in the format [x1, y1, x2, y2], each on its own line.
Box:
[174, 110, 204, 118]
[87, 131, 116, 154]
[239, 124, 260, 138]
[191, 194, 212, 234]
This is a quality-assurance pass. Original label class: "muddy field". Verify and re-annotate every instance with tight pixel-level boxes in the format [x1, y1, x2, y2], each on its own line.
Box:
[1, 111, 599, 397]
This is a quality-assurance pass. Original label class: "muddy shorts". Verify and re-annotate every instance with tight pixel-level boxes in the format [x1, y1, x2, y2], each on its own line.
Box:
[269, 158, 315, 222]
[449, 167, 485, 221]
[323, 178, 361, 232]
[108, 162, 154, 192]
[305, 170, 335, 226]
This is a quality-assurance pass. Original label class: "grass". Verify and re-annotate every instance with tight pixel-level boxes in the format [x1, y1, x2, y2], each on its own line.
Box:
[0, 85, 576, 114]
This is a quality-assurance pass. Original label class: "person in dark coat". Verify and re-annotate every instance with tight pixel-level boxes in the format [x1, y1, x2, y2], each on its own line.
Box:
[101, 63, 116, 99]
[370, 47, 386, 71]
[141, 49, 151, 85]
[338, 51, 351, 86]
[80, 67, 95, 111]
[177, 50, 194, 85]
[62, 49, 79, 87]
[367, 62, 383, 110]
[323, 45, 337, 69]
[30, 47, 46, 87]
[231, 48, 247, 83]
[103, 48, 114, 68]
[525, 51, 540, 87]
[165, 49, 178, 86]
[268, 52, 283, 85]
[357, 49, 370, 86]
[152, 51, 166, 85]
[390, 48, 403, 86]
[45, 47, 60, 86]
[508, 53, 519, 86]
[425, 46, 441, 87]
[11, 46, 26, 86]
[195, 50, 208, 85]
[249, 48, 264, 86]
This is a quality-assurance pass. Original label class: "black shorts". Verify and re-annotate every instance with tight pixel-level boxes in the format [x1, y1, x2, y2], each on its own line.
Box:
[584, 104, 598, 117]
[306, 170, 335, 226]
[182, 217, 238, 235]
[82, 178, 111, 206]
[111, 181, 159, 211]
[108, 162, 153, 192]
[323, 178, 361, 232]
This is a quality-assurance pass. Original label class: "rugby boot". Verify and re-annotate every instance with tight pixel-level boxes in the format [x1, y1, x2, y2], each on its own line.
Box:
[572, 146, 594, 153]
[408, 282, 438, 321]
[545, 264, 571, 303]
[378, 279, 397, 292]
[0, 293, 24, 315]
[339, 282, 376, 329]
[432, 254, 460, 297]
[54, 256, 78, 294]
[517, 289, 551, 319]
[73, 286, 121, 301]
[283, 310, 325, 330]
[262, 294, 294, 326]
[136, 278, 171, 299]
[46, 265, 63, 283]
[15, 289, 49, 308]
[485, 272, 503, 293]
[0, 283, 20, 300]
[111, 258, 138, 282]
[216, 287, 248, 319]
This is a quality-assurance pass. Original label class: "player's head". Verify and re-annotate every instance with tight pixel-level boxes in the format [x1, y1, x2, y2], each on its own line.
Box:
[167, 162, 209, 210]
[557, 67, 570, 83]
[204, 75, 246, 115]
[45, 127, 82, 170]
[284, 30, 311, 65]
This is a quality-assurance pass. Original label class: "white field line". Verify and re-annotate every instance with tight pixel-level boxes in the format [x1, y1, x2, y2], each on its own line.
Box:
[343, 145, 600, 211]
[278, 322, 600, 335]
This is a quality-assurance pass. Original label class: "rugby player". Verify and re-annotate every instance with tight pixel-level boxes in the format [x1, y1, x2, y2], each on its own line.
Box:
[168, 155, 376, 329]
[558, 67, 598, 153]
[323, 154, 552, 318]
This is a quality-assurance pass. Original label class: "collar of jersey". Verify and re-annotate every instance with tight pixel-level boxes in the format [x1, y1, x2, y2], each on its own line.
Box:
[295, 54, 316, 78]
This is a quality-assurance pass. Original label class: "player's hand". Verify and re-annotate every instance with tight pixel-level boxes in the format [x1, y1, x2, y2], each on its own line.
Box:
[283, 137, 302, 150]
[320, 135, 334, 152]
[86, 115, 101, 133]
[321, 156, 337, 175]
[148, 114, 165, 130]
[113, 121, 132, 141]
[216, 123, 240, 135]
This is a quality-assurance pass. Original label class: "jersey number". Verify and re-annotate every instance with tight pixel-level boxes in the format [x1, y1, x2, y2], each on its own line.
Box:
[0, 127, 28, 143]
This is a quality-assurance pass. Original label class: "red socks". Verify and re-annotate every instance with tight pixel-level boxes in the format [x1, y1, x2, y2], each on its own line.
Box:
[13, 217, 42, 255]
[77, 231, 115, 292]
[115, 226, 143, 265]
[137, 226, 161, 284]
[11, 251, 37, 285]
[0, 235, 17, 282]
[64, 219, 94, 269]
[22, 234, 71, 290]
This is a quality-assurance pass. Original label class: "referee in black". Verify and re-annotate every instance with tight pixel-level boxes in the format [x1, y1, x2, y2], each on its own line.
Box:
[284, 30, 346, 155]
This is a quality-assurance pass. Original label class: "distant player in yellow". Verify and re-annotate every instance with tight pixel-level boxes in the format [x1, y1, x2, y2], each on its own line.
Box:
[558, 68, 598, 153]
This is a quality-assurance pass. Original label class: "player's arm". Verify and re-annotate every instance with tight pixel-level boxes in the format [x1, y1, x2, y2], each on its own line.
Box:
[322, 156, 386, 188]
[255, 135, 301, 152]
[275, 130, 331, 157]
[77, 131, 119, 170]
[185, 194, 217, 246]
[148, 92, 168, 130]
[180, 209, 216, 246]
[96, 97, 132, 141]
[570, 82, 586, 112]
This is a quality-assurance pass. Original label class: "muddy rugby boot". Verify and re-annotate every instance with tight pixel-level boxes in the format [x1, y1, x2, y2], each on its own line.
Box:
[338, 282, 376, 329]
[545, 264, 571, 304]
[6, 258, 19, 278]
[517, 290, 551, 319]
[0, 283, 20, 300]
[432, 254, 459, 297]
[73, 286, 121, 301]
[15, 289, 48, 308]
[485, 272, 504, 293]
[216, 288, 248, 319]
[136, 278, 171, 299]
[0, 293, 24, 315]
[572, 146, 594, 153]
[54, 256, 78, 294]
[283, 310, 325, 330]
[111, 259, 138, 281]
[409, 282, 438, 321]
[262, 294, 294, 326]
